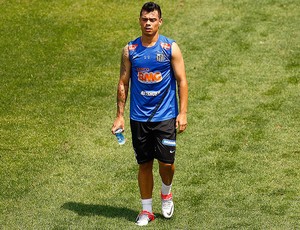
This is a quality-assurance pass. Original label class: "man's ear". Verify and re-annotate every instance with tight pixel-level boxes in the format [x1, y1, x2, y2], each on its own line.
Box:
[159, 18, 163, 27]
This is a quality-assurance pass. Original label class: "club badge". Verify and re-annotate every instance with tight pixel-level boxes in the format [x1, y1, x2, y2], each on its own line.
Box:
[156, 53, 165, 62]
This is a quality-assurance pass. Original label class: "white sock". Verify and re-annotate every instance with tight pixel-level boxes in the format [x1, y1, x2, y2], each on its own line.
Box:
[161, 182, 172, 195]
[141, 198, 152, 213]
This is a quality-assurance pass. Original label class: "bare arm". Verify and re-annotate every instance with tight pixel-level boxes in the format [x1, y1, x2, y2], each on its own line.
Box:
[171, 42, 188, 133]
[111, 45, 131, 134]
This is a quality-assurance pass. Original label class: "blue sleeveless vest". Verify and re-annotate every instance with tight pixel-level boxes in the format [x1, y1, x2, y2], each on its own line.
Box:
[128, 35, 178, 122]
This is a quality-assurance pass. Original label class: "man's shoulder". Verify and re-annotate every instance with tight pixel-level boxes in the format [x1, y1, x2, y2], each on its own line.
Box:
[128, 37, 141, 45]
[127, 37, 141, 51]
[159, 35, 175, 44]
[158, 35, 175, 51]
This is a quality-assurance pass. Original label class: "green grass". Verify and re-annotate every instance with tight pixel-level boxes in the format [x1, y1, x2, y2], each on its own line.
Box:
[0, 0, 299, 229]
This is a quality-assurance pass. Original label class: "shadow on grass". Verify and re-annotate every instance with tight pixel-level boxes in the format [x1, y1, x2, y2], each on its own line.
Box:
[61, 202, 137, 221]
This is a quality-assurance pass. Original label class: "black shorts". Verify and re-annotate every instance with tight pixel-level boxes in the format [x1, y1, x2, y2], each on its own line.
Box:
[130, 118, 176, 164]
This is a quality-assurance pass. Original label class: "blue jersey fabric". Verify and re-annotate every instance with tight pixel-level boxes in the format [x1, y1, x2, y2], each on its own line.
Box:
[128, 35, 178, 122]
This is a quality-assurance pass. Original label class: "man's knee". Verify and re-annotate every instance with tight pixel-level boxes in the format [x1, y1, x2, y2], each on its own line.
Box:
[158, 161, 174, 171]
[139, 160, 154, 171]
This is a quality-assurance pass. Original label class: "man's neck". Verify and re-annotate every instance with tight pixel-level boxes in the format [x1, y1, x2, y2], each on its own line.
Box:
[141, 34, 159, 47]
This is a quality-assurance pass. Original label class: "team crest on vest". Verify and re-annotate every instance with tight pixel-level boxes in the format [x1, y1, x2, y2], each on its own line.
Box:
[156, 53, 165, 62]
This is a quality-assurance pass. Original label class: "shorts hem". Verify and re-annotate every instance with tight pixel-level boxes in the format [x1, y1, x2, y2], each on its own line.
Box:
[136, 158, 154, 165]
[136, 158, 175, 165]
[157, 158, 175, 164]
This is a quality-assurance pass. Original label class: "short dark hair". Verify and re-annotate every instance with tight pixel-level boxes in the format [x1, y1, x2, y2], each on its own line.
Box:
[140, 2, 162, 18]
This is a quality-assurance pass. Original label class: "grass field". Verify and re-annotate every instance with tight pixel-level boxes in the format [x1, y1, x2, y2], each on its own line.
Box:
[0, 0, 299, 229]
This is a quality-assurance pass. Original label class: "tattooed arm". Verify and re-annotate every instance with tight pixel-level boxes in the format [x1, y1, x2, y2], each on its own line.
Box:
[111, 45, 131, 134]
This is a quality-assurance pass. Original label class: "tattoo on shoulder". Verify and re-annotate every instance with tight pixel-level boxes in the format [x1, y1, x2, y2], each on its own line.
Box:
[123, 45, 129, 58]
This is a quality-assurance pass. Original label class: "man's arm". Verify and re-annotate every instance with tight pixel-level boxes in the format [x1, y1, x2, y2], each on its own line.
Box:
[171, 42, 188, 133]
[111, 45, 131, 134]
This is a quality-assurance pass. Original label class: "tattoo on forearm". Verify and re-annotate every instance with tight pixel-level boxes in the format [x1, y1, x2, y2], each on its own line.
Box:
[117, 83, 128, 116]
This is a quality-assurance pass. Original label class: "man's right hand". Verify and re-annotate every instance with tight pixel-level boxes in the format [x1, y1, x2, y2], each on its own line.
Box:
[111, 116, 125, 134]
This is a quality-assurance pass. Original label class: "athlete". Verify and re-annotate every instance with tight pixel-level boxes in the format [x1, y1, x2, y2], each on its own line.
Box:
[111, 2, 188, 226]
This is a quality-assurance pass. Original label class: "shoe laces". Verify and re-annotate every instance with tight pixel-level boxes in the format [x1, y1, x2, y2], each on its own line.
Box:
[162, 199, 173, 209]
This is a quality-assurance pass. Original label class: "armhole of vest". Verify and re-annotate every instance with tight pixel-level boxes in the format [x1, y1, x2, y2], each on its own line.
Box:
[170, 41, 175, 60]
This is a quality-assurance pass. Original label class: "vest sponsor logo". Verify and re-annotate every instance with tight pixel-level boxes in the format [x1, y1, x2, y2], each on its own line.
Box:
[138, 71, 162, 83]
[128, 44, 138, 51]
[160, 42, 171, 50]
[141, 90, 161, 96]
[162, 139, 176, 147]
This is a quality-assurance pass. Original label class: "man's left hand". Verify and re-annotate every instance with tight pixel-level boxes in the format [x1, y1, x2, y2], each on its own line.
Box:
[176, 113, 187, 133]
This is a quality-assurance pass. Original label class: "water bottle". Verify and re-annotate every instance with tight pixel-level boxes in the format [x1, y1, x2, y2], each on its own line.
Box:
[115, 128, 125, 145]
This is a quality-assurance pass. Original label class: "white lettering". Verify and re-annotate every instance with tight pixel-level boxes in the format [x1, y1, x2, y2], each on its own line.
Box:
[140, 91, 161, 96]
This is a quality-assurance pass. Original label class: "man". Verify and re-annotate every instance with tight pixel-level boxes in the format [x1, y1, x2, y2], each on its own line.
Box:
[111, 2, 188, 226]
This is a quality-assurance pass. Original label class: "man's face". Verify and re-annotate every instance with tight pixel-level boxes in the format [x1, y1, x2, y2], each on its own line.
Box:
[139, 10, 162, 36]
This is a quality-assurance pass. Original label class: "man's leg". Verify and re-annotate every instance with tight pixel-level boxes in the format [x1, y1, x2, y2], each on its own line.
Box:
[138, 160, 154, 199]
[136, 160, 155, 226]
[158, 161, 175, 186]
[131, 119, 156, 225]
[159, 161, 175, 218]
